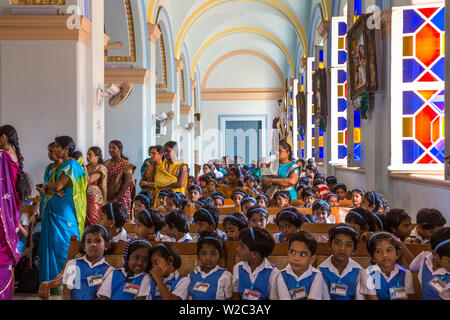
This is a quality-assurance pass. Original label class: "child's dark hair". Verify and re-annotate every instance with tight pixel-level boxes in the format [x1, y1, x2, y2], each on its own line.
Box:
[232, 189, 247, 200]
[312, 200, 331, 215]
[301, 187, 316, 199]
[167, 192, 188, 209]
[297, 177, 310, 187]
[135, 209, 165, 232]
[326, 176, 337, 185]
[333, 183, 347, 193]
[136, 190, 154, 210]
[223, 213, 248, 230]
[246, 205, 268, 220]
[123, 239, 152, 274]
[325, 193, 337, 202]
[165, 209, 190, 233]
[314, 173, 326, 183]
[197, 196, 214, 207]
[197, 231, 224, 257]
[384, 208, 411, 233]
[289, 231, 317, 255]
[255, 194, 269, 206]
[351, 188, 365, 196]
[329, 224, 360, 248]
[239, 227, 275, 258]
[101, 202, 127, 228]
[240, 196, 258, 209]
[149, 242, 182, 270]
[430, 227, 450, 259]
[199, 175, 210, 185]
[345, 207, 377, 232]
[416, 208, 446, 229]
[212, 193, 225, 204]
[275, 207, 307, 228]
[274, 190, 291, 202]
[363, 191, 383, 213]
[373, 213, 386, 230]
[188, 184, 203, 195]
[193, 206, 219, 227]
[366, 232, 400, 256]
[305, 164, 317, 174]
[158, 188, 172, 198]
[208, 179, 219, 188]
[80, 224, 114, 255]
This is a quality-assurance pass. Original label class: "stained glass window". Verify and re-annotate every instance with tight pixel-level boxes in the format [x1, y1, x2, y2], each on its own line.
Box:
[391, 5, 445, 169]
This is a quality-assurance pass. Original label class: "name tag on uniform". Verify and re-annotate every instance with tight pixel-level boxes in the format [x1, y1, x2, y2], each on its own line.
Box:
[155, 285, 171, 297]
[123, 282, 140, 295]
[389, 287, 406, 300]
[87, 274, 103, 287]
[429, 278, 446, 294]
[330, 283, 347, 296]
[243, 288, 261, 300]
[193, 282, 210, 293]
[290, 287, 307, 300]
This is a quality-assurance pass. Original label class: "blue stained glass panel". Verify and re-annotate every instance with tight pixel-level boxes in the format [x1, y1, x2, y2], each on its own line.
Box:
[312, 115, 315, 124]
[403, 91, 425, 115]
[338, 117, 347, 131]
[319, 128, 324, 136]
[312, 128, 315, 137]
[319, 147, 324, 159]
[430, 139, 445, 163]
[403, 59, 425, 83]
[338, 145, 347, 160]
[338, 51, 347, 65]
[338, 22, 347, 36]
[403, 140, 424, 164]
[403, 9, 425, 34]
[431, 7, 445, 32]
[302, 149, 304, 158]
[430, 57, 445, 81]
[338, 98, 347, 112]
[338, 70, 347, 84]
[431, 90, 445, 112]
[354, 110, 361, 128]
[354, 143, 361, 162]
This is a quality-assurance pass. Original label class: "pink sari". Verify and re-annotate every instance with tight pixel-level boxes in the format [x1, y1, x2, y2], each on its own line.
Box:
[0, 151, 21, 300]
[105, 159, 136, 219]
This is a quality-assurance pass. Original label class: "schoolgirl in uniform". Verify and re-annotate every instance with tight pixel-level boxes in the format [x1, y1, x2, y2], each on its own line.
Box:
[344, 207, 377, 236]
[350, 188, 365, 208]
[319, 224, 364, 300]
[246, 205, 269, 229]
[187, 184, 202, 207]
[98, 202, 130, 243]
[384, 208, 413, 242]
[188, 232, 233, 300]
[232, 227, 279, 300]
[312, 200, 333, 224]
[97, 239, 152, 300]
[240, 196, 258, 215]
[147, 243, 190, 300]
[359, 232, 414, 300]
[222, 213, 249, 241]
[255, 194, 269, 209]
[164, 209, 192, 243]
[232, 189, 247, 208]
[273, 191, 291, 209]
[277, 231, 329, 300]
[62, 224, 112, 300]
[135, 209, 171, 242]
[212, 193, 225, 208]
[134, 191, 154, 215]
[192, 206, 227, 241]
[166, 192, 188, 212]
[409, 227, 450, 300]
[274, 207, 308, 243]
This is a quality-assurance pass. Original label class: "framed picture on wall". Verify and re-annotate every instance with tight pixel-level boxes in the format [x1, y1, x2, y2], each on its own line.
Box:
[296, 91, 306, 129]
[312, 68, 328, 118]
[347, 13, 378, 99]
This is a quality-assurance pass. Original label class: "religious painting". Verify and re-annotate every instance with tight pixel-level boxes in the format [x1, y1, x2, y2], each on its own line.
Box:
[347, 14, 378, 99]
[312, 68, 328, 118]
[296, 91, 306, 130]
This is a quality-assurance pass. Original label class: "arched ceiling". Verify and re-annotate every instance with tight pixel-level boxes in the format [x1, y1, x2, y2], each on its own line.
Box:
[147, 0, 330, 85]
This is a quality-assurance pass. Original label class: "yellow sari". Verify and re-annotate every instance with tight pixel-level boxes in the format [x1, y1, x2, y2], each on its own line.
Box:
[154, 159, 188, 199]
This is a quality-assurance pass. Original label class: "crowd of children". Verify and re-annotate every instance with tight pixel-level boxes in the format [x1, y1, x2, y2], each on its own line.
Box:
[54, 159, 449, 300]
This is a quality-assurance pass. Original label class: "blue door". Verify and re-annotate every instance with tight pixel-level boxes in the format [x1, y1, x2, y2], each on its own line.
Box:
[225, 121, 262, 165]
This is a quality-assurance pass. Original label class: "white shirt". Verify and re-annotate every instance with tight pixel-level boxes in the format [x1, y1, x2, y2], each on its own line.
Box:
[188, 265, 233, 300]
[410, 251, 449, 286]
[409, 227, 428, 244]
[359, 264, 414, 297]
[96, 267, 150, 299]
[112, 228, 129, 243]
[232, 258, 280, 300]
[171, 233, 193, 243]
[155, 231, 171, 242]
[318, 256, 364, 300]
[277, 264, 330, 300]
[146, 270, 190, 300]
[62, 256, 109, 290]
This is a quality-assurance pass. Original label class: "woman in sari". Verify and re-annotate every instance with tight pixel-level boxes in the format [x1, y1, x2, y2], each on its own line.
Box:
[38, 136, 87, 284]
[263, 141, 300, 200]
[104, 140, 136, 219]
[139, 145, 164, 199]
[153, 141, 188, 199]
[36, 142, 62, 216]
[219, 166, 255, 199]
[0, 125, 32, 300]
[85, 146, 107, 226]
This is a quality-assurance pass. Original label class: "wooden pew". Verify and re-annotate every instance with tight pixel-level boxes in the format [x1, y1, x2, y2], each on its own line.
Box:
[338, 200, 353, 207]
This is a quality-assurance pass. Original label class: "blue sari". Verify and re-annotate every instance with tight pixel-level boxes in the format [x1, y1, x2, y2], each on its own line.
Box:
[38, 160, 87, 284]
[278, 162, 300, 200]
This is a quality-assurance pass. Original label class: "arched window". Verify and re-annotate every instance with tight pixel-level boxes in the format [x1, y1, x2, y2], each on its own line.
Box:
[156, 29, 167, 89]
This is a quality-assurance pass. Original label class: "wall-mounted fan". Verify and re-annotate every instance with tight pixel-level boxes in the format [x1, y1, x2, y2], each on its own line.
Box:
[97, 82, 133, 107]
[155, 111, 175, 137]
[181, 122, 194, 132]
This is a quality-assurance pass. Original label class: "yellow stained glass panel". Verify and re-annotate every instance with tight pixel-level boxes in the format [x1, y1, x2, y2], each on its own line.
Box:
[338, 132, 344, 144]
[338, 85, 343, 97]
[354, 128, 361, 143]
[403, 36, 413, 56]
[319, 137, 324, 147]
[403, 117, 413, 137]
[338, 37, 344, 50]
[312, 138, 315, 145]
